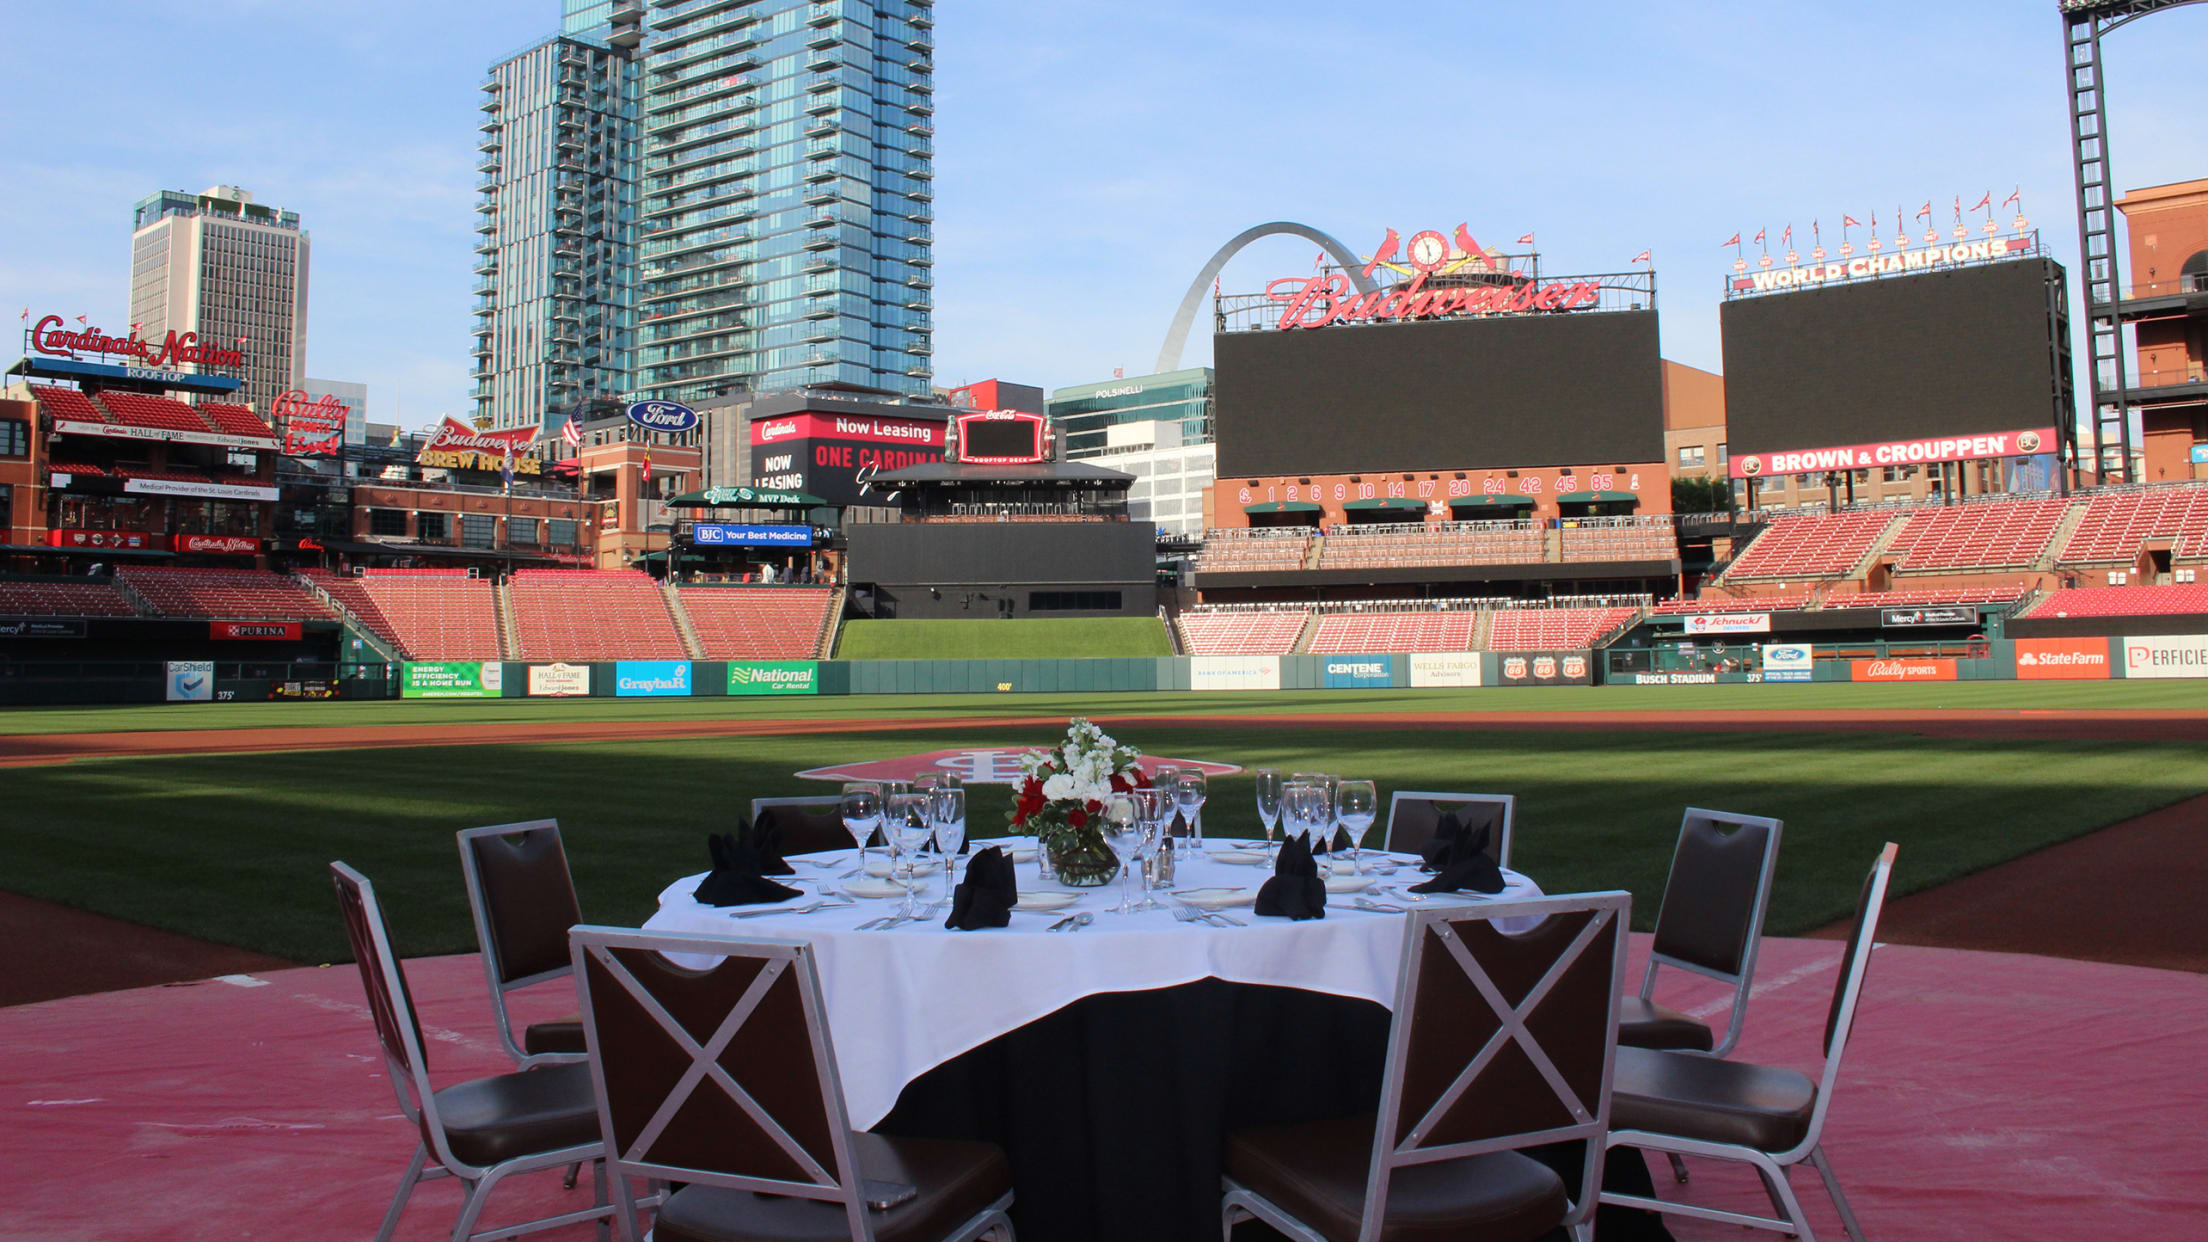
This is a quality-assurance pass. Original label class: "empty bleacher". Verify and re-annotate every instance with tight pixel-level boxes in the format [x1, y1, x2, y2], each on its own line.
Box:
[1648, 596, 1812, 616]
[1484, 607, 1639, 650]
[196, 402, 279, 442]
[1194, 531, 1314, 574]
[1884, 498, 2069, 572]
[1318, 522, 1544, 570]
[2056, 487, 2208, 564]
[1176, 608, 1308, 656]
[1305, 610, 1476, 654]
[1557, 517, 1677, 563]
[95, 392, 217, 435]
[678, 585, 838, 660]
[0, 579, 139, 617]
[304, 569, 502, 660]
[1823, 586, 2024, 610]
[2025, 584, 2208, 618]
[1721, 510, 1895, 581]
[507, 569, 687, 661]
[117, 567, 332, 620]
[29, 385, 109, 424]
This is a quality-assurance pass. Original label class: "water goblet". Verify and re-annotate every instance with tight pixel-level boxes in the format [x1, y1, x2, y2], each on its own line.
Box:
[1173, 770, 1209, 853]
[1253, 769, 1283, 856]
[839, 782, 882, 869]
[930, 786, 967, 892]
[887, 791, 933, 916]
[1334, 780, 1377, 874]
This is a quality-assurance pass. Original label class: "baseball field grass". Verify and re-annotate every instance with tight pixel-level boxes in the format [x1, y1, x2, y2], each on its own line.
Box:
[833, 617, 1174, 659]
[5, 681, 2207, 966]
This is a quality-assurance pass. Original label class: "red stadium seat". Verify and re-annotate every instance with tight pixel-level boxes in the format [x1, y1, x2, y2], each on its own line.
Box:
[1884, 499, 2069, 572]
[1721, 511, 1897, 581]
[1305, 611, 1476, 653]
[117, 567, 332, 621]
[1177, 609, 1308, 655]
[1482, 607, 1638, 650]
[196, 402, 280, 442]
[304, 569, 502, 661]
[94, 392, 219, 435]
[0, 580, 139, 617]
[29, 385, 112, 424]
[676, 585, 838, 660]
[2057, 487, 2208, 564]
[506, 569, 687, 661]
[2026, 584, 2208, 618]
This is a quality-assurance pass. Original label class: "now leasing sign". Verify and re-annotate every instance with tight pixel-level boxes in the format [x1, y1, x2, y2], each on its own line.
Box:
[727, 661, 819, 696]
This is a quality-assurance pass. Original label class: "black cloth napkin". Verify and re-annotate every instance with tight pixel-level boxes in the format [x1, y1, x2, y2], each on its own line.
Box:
[1255, 832, 1327, 920]
[1409, 808, 1506, 895]
[693, 831, 803, 906]
[944, 845, 1016, 930]
[746, 810, 794, 876]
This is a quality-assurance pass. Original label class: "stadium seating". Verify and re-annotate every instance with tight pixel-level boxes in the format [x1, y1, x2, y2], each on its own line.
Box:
[1195, 532, 1314, 573]
[0, 579, 139, 617]
[507, 569, 688, 661]
[304, 569, 502, 660]
[2026, 584, 2208, 618]
[1721, 510, 1895, 580]
[1884, 498, 2069, 571]
[1558, 518, 1677, 562]
[117, 567, 332, 620]
[1176, 609, 1308, 655]
[2057, 487, 2208, 563]
[677, 585, 838, 659]
[95, 392, 217, 435]
[29, 385, 110, 424]
[196, 402, 279, 442]
[1483, 607, 1638, 650]
[43, 459, 108, 477]
[1648, 596, 1811, 615]
[1825, 586, 2023, 609]
[1318, 523, 1544, 569]
[1305, 610, 1476, 653]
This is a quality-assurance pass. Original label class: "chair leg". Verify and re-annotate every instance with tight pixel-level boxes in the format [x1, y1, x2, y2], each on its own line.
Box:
[564, 1161, 581, 1190]
[450, 1164, 510, 1242]
[593, 1159, 610, 1242]
[612, 1171, 646, 1242]
[1750, 1159, 1817, 1242]
[375, 1143, 429, 1242]
[1667, 1151, 1690, 1184]
[1808, 1147, 1867, 1242]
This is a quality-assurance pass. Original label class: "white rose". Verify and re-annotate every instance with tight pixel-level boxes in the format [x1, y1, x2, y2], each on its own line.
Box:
[1041, 773, 1078, 801]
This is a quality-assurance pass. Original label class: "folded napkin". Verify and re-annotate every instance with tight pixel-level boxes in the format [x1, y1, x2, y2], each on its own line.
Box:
[1410, 808, 1506, 895]
[693, 831, 803, 907]
[944, 845, 1016, 930]
[1255, 832, 1327, 920]
[746, 810, 794, 876]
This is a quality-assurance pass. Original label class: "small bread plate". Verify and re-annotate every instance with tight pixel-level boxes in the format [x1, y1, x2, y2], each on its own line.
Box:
[1012, 891, 1081, 913]
[865, 859, 942, 879]
[1172, 886, 1256, 910]
[841, 878, 910, 900]
[1211, 848, 1273, 866]
[1323, 874, 1376, 895]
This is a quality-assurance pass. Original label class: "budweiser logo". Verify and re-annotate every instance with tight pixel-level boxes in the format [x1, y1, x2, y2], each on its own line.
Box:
[1266, 271, 1602, 330]
[31, 314, 245, 370]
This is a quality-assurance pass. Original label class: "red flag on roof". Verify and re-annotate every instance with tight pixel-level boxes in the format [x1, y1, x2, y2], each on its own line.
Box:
[1752, 228, 1765, 245]
[641, 453, 652, 483]
[1630, 249, 1651, 264]
[1916, 201, 1932, 220]
[1516, 233, 1534, 245]
[1721, 232, 1741, 247]
[1971, 191, 1992, 212]
[2003, 187, 2021, 209]
[1842, 214, 1862, 229]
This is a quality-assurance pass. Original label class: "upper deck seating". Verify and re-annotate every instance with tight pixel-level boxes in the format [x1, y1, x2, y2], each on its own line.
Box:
[118, 567, 332, 620]
[1721, 510, 1894, 581]
[1305, 611, 1476, 654]
[1885, 499, 2069, 571]
[1176, 609, 1308, 656]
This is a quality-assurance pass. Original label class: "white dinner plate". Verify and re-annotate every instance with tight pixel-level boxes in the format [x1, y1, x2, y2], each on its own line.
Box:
[1172, 886, 1256, 910]
[1323, 875, 1375, 895]
[1211, 849, 1273, 866]
[841, 878, 909, 900]
[1012, 891, 1081, 913]
[865, 859, 941, 879]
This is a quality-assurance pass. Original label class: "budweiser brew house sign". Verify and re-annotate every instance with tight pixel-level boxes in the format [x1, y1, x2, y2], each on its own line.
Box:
[30, 315, 245, 370]
[1266, 226, 1602, 330]
[416, 417, 542, 475]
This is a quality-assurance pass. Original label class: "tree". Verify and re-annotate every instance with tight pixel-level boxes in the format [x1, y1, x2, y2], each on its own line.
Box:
[1671, 476, 1736, 514]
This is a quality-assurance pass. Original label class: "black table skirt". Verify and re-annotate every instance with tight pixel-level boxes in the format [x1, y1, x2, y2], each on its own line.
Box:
[875, 978, 1670, 1242]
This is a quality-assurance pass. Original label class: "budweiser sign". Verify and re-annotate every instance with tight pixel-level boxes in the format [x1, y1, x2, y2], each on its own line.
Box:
[1266, 226, 1602, 330]
[30, 314, 245, 370]
[416, 417, 542, 475]
[276, 390, 348, 457]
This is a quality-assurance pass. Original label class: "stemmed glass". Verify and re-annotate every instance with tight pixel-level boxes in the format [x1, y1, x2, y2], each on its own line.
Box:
[1174, 770, 1208, 853]
[839, 782, 882, 870]
[1334, 780, 1377, 874]
[930, 786, 967, 893]
[1282, 781, 1329, 876]
[1127, 792, 1167, 912]
[886, 791, 933, 916]
[1253, 769, 1283, 856]
[1293, 772, 1340, 858]
[1102, 792, 1140, 913]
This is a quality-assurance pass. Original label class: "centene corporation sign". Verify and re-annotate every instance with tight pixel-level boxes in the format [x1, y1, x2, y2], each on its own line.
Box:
[1265, 226, 1603, 330]
[30, 314, 245, 370]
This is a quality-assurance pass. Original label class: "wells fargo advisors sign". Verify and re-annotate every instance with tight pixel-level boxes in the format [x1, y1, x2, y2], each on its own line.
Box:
[30, 314, 245, 370]
[416, 418, 542, 475]
[1265, 226, 1603, 331]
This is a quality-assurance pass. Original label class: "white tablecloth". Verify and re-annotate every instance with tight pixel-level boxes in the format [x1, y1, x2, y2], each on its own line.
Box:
[642, 838, 1543, 1129]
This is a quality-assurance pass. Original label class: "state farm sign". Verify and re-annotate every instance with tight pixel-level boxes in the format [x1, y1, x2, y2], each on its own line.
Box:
[2013, 637, 2109, 681]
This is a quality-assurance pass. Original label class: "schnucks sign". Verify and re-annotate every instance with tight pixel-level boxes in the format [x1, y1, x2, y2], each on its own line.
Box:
[30, 314, 245, 370]
[727, 661, 819, 696]
[1731, 427, 2054, 478]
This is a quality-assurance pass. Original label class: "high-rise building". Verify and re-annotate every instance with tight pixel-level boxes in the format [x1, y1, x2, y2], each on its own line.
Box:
[635, 0, 937, 402]
[472, 26, 640, 433]
[1051, 368, 1214, 458]
[128, 186, 310, 416]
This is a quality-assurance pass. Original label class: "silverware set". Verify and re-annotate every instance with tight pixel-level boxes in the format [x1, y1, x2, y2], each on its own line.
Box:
[1171, 902, 1244, 928]
[726, 896, 852, 919]
[1045, 912, 1095, 933]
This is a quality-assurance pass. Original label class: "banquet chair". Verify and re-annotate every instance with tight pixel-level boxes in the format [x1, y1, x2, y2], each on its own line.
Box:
[1382, 791, 1516, 868]
[1221, 891, 1631, 1242]
[1598, 842, 1898, 1242]
[749, 795, 861, 854]
[458, 820, 589, 1068]
[568, 925, 1017, 1242]
[1619, 808, 1784, 1058]
[330, 862, 618, 1242]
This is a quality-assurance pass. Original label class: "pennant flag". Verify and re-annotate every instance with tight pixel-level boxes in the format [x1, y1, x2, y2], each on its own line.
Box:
[1752, 228, 1766, 245]
[1630, 249, 1652, 264]
[562, 414, 581, 445]
[2003, 186, 2021, 209]
[1842, 214, 1863, 229]
[1916, 201, 1932, 220]
[1722, 232, 1741, 248]
[1972, 190, 1992, 212]
[1782, 224, 1793, 246]
[75, 314, 87, 324]
[1313, 251, 1325, 270]
[1516, 232, 1535, 245]
[641, 452, 653, 483]
[17, 308, 26, 321]
[1953, 196, 1963, 222]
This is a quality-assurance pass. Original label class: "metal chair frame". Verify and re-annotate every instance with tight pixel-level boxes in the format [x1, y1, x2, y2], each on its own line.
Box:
[748, 794, 845, 821]
[1383, 790, 1516, 868]
[1222, 892, 1630, 1242]
[456, 819, 586, 1070]
[1599, 843, 1898, 1242]
[331, 862, 620, 1242]
[1639, 807, 1785, 1059]
[569, 925, 1015, 1242]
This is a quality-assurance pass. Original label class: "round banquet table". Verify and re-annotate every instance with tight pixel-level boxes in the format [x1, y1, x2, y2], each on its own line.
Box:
[642, 840, 1663, 1242]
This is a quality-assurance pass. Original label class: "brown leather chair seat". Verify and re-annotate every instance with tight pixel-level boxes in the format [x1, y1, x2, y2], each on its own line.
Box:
[655, 1132, 1012, 1242]
[433, 1061, 602, 1169]
[522, 1017, 585, 1056]
[1615, 995, 1715, 1052]
[1225, 1115, 1566, 1242]
[1610, 1045, 1817, 1152]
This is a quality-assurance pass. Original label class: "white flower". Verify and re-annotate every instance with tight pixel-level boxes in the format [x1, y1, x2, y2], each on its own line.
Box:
[1041, 773, 1079, 801]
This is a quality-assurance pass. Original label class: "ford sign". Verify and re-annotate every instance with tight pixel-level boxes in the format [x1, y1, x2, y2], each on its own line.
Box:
[626, 399, 700, 433]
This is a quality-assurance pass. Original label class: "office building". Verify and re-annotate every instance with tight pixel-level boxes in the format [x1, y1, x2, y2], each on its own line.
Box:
[300, 377, 370, 447]
[1076, 418, 1214, 538]
[1051, 368, 1213, 458]
[128, 186, 310, 416]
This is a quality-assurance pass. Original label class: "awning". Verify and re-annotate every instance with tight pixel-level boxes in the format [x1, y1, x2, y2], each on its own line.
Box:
[1553, 490, 1641, 504]
[637, 549, 719, 566]
[1449, 494, 1536, 508]
[1340, 497, 1427, 511]
[1243, 501, 1321, 514]
[666, 486, 829, 509]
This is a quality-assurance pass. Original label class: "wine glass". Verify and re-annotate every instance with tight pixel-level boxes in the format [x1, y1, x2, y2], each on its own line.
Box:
[1104, 792, 1145, 913]
[839, 782, 882, 870]
[887, 791, 933, 916]
[1292, 772, 1339, 858]
[1173, 770, 1208, 853]
[930, 786, 967, 892]
[1253, 769, 1283, 855]
[1283, 782, 1330, 877]
[1334, 780, 1377, 874]
[1127, 794, 1165, 912]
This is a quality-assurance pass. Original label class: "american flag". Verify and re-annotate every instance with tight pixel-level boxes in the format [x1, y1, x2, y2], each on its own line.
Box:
[562, 414, 581, 445]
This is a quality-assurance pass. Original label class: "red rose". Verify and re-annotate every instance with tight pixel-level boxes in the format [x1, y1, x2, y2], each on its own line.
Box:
[1109, 773, 1130, 793]
[1068, 807, 1087, 829]
[1014, 778, 1046, 822]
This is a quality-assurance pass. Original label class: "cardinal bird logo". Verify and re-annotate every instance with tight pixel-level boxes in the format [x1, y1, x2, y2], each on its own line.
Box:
[1361, 228, 1400, 281]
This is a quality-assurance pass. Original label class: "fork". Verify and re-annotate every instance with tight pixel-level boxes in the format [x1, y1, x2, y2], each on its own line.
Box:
[728, 897, 849, 919]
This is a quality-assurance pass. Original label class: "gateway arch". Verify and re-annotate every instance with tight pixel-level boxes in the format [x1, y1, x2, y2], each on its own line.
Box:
[1154, 221, 1378, 374]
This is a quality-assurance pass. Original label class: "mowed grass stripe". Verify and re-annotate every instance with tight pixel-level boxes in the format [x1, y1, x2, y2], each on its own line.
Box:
[3, 723, 2200, 965]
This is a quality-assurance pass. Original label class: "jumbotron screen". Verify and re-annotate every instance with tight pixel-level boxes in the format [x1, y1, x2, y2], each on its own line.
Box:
[1721, 259, 2063, 456]
[1213, 311, 1665, 477]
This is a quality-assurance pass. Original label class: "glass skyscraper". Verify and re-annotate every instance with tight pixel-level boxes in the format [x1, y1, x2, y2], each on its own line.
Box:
[475, 0, 934, 431]
[1051, 368, 1215, 458]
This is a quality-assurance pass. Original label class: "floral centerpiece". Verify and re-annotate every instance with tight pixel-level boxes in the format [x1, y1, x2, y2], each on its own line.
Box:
[1008, 717, 1148, 886]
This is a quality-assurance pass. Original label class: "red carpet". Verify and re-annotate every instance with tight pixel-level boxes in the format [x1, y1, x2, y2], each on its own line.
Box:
[3, 937, 2202, 1241]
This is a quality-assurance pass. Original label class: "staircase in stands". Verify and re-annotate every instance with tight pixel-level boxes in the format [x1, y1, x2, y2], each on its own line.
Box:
[494, 581, 520, 659]
[663, 583, 707, 660]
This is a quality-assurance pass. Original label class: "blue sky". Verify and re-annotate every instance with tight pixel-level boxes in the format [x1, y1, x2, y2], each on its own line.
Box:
[6, 0, 2206, 428]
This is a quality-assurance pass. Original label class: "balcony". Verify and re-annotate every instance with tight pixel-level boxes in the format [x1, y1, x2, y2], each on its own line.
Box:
[805, 165, 839, 184]
[473, 237, 498, 255]
[475, 217, 497, 235]
[806, 213, 839, 230]
[805, 50, 842, 72]
[806, 29, 840, 49]
[804, 255, 836, 272]
[803, 326, 835, 343]
[908, 252, 932, 267]
[478, 115, 500, 134]
[906, 272, 933, 288]
[804, 304, 837, 319]
[907, 98, 934, 116]
[473, 256, 499, 275]
[803, 233, 838, 251]
[476, 198, 498, 215]
[804, 187, 838, 206]
[806, 119, 838, 138]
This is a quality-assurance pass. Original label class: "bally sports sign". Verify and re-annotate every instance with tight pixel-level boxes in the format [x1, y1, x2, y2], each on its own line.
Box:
[1731, 427, 2054, 479]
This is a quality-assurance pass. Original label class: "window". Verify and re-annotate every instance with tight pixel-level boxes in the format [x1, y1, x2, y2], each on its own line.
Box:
[1676, 445, 1706, 469]
[509, 517, 539, 546]
[1030, 590, 1121, 612]
[0, 484, 11, 526]
[548, 518, 579, 547]
[417, 512, 449, 542]
[1793, 474, 1812, 487]
[462, 515, 497, 548]
[0, 419, 27, 457]
[1716, 443, 1728, 465]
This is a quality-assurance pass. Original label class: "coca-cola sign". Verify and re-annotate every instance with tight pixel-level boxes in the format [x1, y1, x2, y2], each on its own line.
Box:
[30, 314, 245, 370]
[276, 390, 348, 457]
